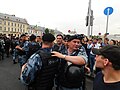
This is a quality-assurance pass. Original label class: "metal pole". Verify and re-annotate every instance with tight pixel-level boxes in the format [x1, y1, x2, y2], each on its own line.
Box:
[88, 0, 91, 38]
[106, 8, 109, 34]
[91, 26, 93, 36]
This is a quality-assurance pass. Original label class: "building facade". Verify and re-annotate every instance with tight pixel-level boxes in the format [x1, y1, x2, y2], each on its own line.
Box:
[0, 12, 63, 37]
[0, 13, 29, 37]
[28, 25, 45, 36]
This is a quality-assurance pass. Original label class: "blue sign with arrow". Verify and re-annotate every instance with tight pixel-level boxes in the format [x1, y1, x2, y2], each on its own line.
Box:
[104, 7, 113, 15]
[104, 7, 114, 34]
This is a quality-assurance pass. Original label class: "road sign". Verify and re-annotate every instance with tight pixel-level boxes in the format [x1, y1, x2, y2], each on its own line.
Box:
[104, 7, 113, 15]
[104, 7, 114, 34]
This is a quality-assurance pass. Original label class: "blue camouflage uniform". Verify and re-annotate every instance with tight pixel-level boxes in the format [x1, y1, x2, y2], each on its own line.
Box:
[18, 41, 29, 67]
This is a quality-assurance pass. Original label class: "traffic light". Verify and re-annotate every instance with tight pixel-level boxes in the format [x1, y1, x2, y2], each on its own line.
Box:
[90, 16, 93, 26]
[90, 10, 93, 26]
[86, 10, 94, 26]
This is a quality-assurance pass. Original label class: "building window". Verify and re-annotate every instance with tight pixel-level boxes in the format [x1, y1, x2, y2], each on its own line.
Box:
[8, 27, 10, 31]
[18, 24, 19, 27]
[18, 29, 19, 32]
[4, 21, 6, 25]
[0, 26, 2, 30]
[23, 25, 25, 28]
[11, 28, 13, 32]
[20, 24, 22, 28]
[11, 23, 13, 26]
[4, 27, 6, 31]
[15, 23, 16, 27]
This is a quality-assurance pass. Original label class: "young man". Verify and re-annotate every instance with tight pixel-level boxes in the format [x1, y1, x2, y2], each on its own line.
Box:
[92, 45, 120, 90]
[52, 34, 67, 53]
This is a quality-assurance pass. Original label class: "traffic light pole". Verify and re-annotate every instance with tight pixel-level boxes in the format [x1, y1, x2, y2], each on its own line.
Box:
[88, 0, 91, 38]
[91, 26, 93, 36]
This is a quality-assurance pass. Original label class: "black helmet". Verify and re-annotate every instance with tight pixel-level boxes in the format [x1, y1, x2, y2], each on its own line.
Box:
[65, 64, 84, 83]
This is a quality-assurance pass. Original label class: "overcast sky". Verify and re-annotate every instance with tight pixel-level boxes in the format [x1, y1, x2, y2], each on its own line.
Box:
[0, 0, 120, 35]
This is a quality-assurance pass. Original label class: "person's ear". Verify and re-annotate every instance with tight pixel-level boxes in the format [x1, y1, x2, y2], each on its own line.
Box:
[104, 59, 109, 66]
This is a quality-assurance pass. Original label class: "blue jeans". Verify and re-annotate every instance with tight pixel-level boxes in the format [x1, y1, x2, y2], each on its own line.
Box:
[89, 54, 95, 73]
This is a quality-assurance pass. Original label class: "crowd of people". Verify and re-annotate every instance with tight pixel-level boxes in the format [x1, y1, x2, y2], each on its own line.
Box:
[0, 33, 120, 90]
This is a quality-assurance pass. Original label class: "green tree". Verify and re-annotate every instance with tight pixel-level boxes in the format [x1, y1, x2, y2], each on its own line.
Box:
[45, 28, 49, 34]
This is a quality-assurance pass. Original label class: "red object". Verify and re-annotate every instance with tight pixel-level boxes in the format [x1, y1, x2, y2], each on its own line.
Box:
[68, 30, 71, 33]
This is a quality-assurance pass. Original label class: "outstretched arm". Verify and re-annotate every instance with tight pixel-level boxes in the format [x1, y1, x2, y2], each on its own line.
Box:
[51, 51, 86, 65]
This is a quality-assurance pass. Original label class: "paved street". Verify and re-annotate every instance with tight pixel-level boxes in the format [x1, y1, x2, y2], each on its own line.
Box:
[0, 56, 93, 90]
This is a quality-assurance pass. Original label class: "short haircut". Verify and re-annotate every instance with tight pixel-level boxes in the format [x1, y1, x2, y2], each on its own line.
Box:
[56, 34, 63, 39]
[42, 33, 55, 43]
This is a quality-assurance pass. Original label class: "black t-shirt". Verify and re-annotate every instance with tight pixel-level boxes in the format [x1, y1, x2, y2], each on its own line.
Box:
[93, 71, 120, 90]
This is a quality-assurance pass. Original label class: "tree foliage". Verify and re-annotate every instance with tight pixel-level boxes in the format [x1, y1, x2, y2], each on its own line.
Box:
[45, 28, 49, 34]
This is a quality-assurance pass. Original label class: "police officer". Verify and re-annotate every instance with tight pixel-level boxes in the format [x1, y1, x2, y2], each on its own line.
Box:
[21, 33, 59, 90]
[15, 34, 29, 68]
[12, 37, 20, 64]
[26, 34, 41, 59]
[4, 36, 11, 58]
[52, 34, 88, 90]
[0, 36, 5, 60]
